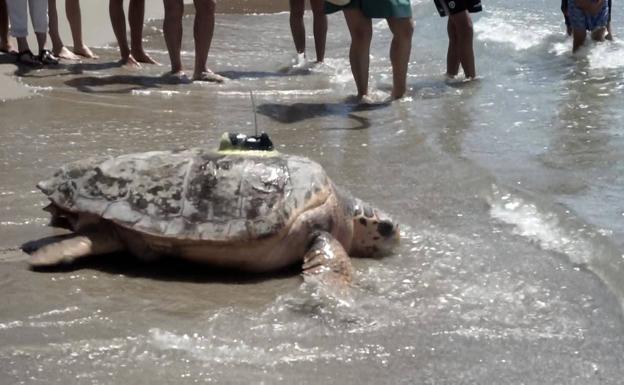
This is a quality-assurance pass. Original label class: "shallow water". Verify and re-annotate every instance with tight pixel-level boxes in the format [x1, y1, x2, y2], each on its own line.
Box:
[1, 1, 624, 384]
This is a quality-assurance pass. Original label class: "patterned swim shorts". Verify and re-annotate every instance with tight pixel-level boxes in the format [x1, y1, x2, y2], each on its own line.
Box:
[567, 0, 609, 31]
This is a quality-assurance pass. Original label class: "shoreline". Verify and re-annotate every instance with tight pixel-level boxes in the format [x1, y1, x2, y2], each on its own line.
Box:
[0, 0, 291, 102]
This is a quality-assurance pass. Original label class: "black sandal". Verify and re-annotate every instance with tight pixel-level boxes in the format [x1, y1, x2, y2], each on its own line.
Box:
[38, 49, 59, 65]
[16, 50, 42, 67]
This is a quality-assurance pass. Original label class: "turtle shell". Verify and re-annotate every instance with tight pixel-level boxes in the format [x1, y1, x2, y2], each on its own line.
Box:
[38, 149, 332, 241]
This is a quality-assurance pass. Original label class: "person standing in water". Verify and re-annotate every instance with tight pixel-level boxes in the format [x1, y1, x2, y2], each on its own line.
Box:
[325, 0, 414, 101]
[48, 0, 97, 60]
[162, 0, 225, 82]
[567, 0, 610, 52]
[110, 0, 159, 67]
[433, 0, 481, 80]
[289, 0, 327, 63]
[563, 0, 613, 40]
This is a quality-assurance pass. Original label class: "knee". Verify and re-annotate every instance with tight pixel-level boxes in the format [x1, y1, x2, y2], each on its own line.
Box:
[164, 0, 184, 18]
[394, 20, 414, 40]
[591, 27, 606, 41]
[450, 13, 473, 39]
[195, 0, 216, 15]
[290, 3, 304, 19]
[310, 0, 326, 16]
[350, 25, 372, 44]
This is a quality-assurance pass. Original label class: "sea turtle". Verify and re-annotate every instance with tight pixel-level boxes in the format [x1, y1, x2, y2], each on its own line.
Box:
[29, 133, 400, 287]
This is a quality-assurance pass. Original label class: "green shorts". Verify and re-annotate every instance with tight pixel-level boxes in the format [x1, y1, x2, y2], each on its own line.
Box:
[325, 0, 413, 19]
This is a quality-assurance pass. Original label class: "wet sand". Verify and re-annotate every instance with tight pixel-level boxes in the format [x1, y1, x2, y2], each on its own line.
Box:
[1, 2, 624, 384]
[0, 0, 290, 101]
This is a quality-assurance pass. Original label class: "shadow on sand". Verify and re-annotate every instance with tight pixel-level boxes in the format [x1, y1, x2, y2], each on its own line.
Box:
[64, 74, 177, 93]
[256, 101, 390, 130]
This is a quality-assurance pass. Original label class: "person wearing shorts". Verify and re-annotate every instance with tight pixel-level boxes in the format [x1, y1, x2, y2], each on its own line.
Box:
[567, 0, 609, 52]
[433, 0, 482, 79]
[562, 0, 612, 39]
[325, 0, 414, 100]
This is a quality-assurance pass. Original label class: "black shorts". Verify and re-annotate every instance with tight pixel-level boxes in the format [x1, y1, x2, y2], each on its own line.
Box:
[434, 0, 482, 17]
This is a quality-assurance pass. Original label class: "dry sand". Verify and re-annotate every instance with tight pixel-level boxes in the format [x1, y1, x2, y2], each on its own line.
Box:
[0, 0, 290, 101]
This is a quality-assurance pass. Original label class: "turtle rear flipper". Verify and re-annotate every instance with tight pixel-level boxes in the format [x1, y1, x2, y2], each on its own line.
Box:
[302, 232, 353, 290]
[29, 229, 123, 267]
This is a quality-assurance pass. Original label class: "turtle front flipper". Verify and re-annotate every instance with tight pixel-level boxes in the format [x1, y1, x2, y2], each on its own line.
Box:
[29, 229, 123, 267]
[302, 232, 354, 289]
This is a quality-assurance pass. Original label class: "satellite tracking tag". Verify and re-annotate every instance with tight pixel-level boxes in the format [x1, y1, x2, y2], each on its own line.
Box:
[219, 132, 274, 152]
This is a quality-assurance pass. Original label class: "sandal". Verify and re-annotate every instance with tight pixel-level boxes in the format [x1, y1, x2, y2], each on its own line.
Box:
[16, 50, 42, 67]
[38, 49, 59, 65]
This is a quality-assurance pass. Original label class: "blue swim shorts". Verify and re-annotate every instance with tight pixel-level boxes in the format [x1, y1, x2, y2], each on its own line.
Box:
[433, 0, 482, 17]
[567, 0, 609, 31]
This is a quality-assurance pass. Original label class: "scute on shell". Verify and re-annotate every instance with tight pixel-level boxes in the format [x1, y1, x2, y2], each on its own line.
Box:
[38, 149, 332, 241]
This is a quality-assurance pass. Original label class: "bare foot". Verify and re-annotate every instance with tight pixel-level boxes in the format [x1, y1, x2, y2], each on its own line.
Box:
[344, 94, 375, 105]
[131, 50, 160, 65]
[119, 54, 141, 68]
[390, 89, 406, 100]
[192, 70, 227, 83]
[73, 45, 98, 59]
[54, 46, 81, 60]
[0, 42, 15, 54]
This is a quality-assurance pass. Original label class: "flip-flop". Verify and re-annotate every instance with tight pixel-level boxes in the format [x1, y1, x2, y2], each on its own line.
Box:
[16, 50, 42, 67]
[192, 71, 227, 83]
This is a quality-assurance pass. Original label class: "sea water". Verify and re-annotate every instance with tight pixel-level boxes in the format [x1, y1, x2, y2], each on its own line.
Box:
[0, 0, 623, 383]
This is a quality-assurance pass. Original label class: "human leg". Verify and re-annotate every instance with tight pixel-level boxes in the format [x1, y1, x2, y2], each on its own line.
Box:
[129, 0, 158, 63]
[0, 0, 13, 52]
[66, 0, 96, 58]
[387, 17, 413, 99]
[163, 0, 184, 74]
[289, 0, 305, 55]
[192, 0, 224, 81]
[30, 0, 48, 52]
[110, 0, 138, 66]
[48, 0, 74, 58]
[310, 0, 327, 62]
[591, 26, 607, 41]
[30, 0, 58, 64]
[572, 28, 586, 52]
[606, 0, 612, 39]
[448, 11, 475, 78]
[445, 18, 460, 77]
[6, 0, 32, 56]
[344, 7, 373, 99]
[567, 0, 592, 52]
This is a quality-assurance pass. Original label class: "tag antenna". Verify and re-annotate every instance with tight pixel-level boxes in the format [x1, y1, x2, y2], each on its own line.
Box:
[249, 89, 258, 137]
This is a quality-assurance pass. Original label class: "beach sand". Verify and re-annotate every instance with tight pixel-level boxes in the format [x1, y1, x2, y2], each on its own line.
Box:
[0, 0, 290, 101]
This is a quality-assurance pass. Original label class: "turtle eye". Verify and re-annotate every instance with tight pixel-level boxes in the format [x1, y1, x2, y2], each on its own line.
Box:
[377, 220, 395, 237]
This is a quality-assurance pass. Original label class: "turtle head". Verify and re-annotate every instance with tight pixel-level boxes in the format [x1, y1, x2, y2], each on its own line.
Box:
[348, 198, 400, 257]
